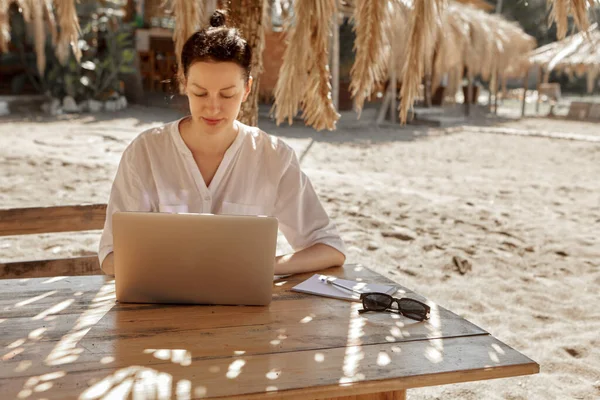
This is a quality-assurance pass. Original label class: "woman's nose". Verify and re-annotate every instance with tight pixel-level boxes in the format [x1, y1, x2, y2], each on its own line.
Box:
[205, 98, 220, 115]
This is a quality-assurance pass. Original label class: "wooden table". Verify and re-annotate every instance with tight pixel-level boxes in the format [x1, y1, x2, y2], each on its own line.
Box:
[0, 265, 538, 399]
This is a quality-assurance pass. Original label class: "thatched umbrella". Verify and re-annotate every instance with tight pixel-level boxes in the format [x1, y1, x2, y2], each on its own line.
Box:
[367, 1, 534, 121]
[0, 0, 81, 73]
[1, 0, 535, 130]
[530, 23, 600, 93]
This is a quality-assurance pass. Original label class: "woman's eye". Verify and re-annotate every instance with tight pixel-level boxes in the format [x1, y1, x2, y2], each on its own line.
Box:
[194, 93, 207, 97]
[221, 94, 234, 99]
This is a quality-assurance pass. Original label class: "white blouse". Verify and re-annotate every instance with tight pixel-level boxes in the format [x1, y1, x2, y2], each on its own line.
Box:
[98, 118, 345, 267]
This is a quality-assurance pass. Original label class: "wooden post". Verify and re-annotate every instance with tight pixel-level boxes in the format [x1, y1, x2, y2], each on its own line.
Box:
[465, 74, 473, 116]
[487, 78, 493, 112]
[535, 65, 542, 114]
[227, 0, 266, 127]
[331, 4, 340, 110]
[376, 89, 392, 124]
[390, 42, 397, 123]
[424, 74, 432, 107]
[521, 68, 530, 118]
[494, 70, 499, 115]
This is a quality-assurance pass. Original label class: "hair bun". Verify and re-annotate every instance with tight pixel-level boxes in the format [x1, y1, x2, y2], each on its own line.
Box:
[209, 9, 227, 28]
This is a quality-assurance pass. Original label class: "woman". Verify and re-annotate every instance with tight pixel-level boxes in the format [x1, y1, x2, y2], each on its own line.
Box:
[99, 10, 345, 276]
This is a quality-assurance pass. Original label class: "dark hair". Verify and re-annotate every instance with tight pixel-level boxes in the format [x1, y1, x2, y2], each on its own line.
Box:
[181, 10, 252, 82]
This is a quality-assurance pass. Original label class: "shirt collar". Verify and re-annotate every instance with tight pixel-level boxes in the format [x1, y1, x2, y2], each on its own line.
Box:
[171, 117, 246, 158]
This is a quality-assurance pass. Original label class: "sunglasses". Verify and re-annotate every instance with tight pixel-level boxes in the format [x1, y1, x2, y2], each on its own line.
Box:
[359, 292, 430, 321]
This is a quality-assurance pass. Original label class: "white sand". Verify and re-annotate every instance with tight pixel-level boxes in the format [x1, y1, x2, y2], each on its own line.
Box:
[1, 108, 599, 399]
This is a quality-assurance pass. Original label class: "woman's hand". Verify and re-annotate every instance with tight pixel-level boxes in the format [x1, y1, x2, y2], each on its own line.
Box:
[274, 243, 345, 275]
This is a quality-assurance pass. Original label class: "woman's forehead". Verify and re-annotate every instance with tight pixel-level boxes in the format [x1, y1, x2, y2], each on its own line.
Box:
[187, 61, 245, 88]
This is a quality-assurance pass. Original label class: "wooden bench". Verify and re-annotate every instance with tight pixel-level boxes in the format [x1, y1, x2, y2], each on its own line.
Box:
[0, 204, 106, 279]
[538, 83, 561, 102]
[567, 101, 592, 120]
[537, 83, 561, 115]
[588, 103, 600, 120]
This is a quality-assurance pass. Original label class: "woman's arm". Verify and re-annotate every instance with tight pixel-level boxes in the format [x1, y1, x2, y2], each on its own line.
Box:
[272, 148, 346, 274]
[101, 253, 115, 276]
[98, 140, 154, 275]
[274, 243, 345, 275]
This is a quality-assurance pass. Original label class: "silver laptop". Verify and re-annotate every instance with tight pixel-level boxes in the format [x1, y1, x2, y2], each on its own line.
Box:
[112, 212, 278, 306]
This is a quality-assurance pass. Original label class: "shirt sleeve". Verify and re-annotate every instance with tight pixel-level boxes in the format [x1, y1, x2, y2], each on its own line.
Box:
[273, 149, 346, 256]
[98, 147, 154, 269]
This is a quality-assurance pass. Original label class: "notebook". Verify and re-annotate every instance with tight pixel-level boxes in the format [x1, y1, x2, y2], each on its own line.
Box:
[291, 274, 397, 302]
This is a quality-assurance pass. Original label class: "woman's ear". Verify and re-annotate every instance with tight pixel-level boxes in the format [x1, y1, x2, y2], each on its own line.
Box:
[180, 74, 187, 95]
[242, 76, 253, 102]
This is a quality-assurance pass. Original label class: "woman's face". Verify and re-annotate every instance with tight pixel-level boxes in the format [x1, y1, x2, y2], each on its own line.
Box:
[184, 61, 252, 134]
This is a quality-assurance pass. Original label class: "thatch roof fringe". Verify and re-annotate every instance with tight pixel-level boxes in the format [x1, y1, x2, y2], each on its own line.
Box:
[349, 0, 389, 116]
[56, 0, 82, 65]
[530, 23, 599, 78]
[399, 0, 445, 124]
[169, 0, 204, 91]
[273, 0, 340, 131]
[548, 0, 596, 40]
[0, 0, 10, 53]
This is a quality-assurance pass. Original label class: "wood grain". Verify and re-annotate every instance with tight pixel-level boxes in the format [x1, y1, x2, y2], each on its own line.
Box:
[0, 256, 101, 279]
[0, 266, 538, 399]
[0, 204, 106, 279]
[0, 335, 537, 400]
[0, 204, 106, 236]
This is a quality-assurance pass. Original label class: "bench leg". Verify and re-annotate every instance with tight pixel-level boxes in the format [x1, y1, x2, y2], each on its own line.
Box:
[325, 389, 406, 400]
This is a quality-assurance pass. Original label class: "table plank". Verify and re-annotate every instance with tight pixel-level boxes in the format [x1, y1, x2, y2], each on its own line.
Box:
[0, 266, 438, 321]
[0, 335, 538, 400]
[0, 204, 106, 236]
[1, 304, 486, 379]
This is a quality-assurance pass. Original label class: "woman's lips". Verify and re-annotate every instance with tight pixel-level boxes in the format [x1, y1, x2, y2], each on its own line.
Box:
[202, 118, 222, 126]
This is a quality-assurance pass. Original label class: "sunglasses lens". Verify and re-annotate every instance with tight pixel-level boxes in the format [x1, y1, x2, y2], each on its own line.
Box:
[399, 299, 429, 320]
[363, 293, 392, 311]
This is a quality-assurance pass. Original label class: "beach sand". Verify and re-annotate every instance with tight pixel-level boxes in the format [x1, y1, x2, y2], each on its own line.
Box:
[1, 107, 599, 399]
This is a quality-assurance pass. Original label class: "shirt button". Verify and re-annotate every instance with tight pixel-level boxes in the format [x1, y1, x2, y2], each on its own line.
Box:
[204, 196, 210, 201]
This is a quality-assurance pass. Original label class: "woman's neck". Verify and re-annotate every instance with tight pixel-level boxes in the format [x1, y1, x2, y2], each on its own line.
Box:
[179, 117, 239, 157]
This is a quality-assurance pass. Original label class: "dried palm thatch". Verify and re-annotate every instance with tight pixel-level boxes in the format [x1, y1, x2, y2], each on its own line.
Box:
[273, 0, 339, 131]
[168, 0, 204, 91]
[530, 22, 600, 84]
[0, 0, 10, 53]
[44, 0, 58, 47]
[31, 0, 45, 76]
[399, 0, 445, 123]
[460, 5, 495, 80]
[548, 0, 596, 39]
[349, 0, 389, 116]
[431, 4, 468, 93]
[227, 0, 269, 126]
[17, 0, 31, 22]
[388, 1, 411, 83]
[55, 0, 82, 65]
[496, 19, 536, 78]
[457, 0, 495, 9]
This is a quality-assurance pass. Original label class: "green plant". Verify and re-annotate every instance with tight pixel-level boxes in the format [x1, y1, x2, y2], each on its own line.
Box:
[10, 6, 136, 103]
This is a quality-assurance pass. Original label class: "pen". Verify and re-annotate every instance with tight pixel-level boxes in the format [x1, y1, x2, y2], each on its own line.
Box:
[318, 276, 362, 295]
